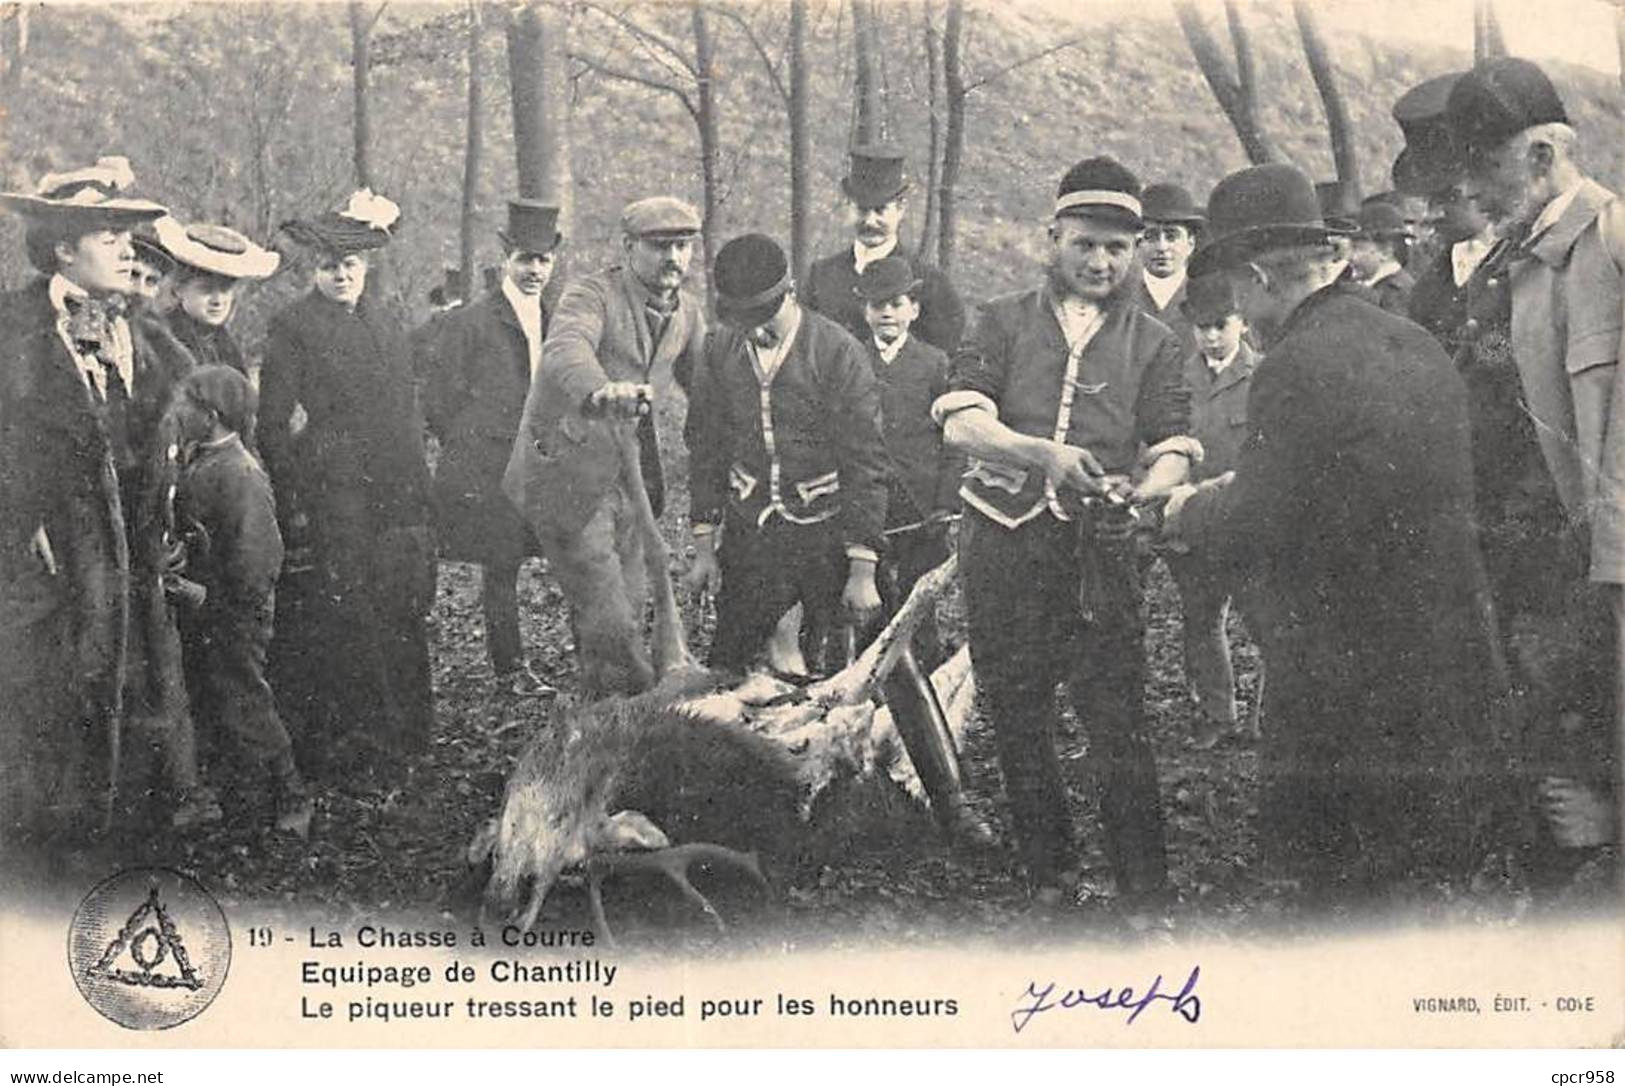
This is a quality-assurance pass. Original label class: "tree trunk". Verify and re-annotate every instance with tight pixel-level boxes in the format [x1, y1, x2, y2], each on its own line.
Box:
[692, 2, 720, 309]
[850, 0, 880, 143]
[937, 0, 964, 274]
[788, 0, 810, 284]
[506, 1, 571, 221]
[348, 1, 372, 187]
[2, 5, 28, 100]
[1172, 0, 1279, 165]
[460, 0, 484, 302]
[917, 0, 942, 262]
[1294, 1, 1358, 195]
[1474, 0, 1507, 64]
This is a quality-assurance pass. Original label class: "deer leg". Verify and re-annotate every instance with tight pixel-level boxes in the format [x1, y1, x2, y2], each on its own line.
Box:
[585, 872, 618, 949]
[615, 424, 697, 677]
[586, 844, 766, 933]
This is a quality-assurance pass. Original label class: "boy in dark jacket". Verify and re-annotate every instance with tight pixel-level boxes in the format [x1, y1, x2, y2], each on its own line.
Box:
[172, 365, 312, 835]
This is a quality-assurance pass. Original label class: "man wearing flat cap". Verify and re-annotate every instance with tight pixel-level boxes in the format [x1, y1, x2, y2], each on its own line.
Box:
[802, 143, 965, 353]
[1126, 182, 1205, 354]
[503, 195, 707, 698]
[931, 156, 1197, 907]
[424, 199, 562, 697]
[0, 157, 220, 842]
[684, 233, 889, 677]
[1447, 56, 1624, 857]
[1162, 162, 1499, 902]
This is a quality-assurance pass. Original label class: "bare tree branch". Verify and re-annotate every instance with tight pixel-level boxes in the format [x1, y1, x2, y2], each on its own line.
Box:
[1226, 0, 1258, 107]
[706, 2, 789, 104]
[1172, 0, 1278, 164]
[573, 51, 698, 119]
[1294, 0, 1358, 191]
[963, 32, 1083, 93]
[577, 0, 697, 77]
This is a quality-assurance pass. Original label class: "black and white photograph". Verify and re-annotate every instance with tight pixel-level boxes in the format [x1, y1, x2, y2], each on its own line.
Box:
[0, 0, 1620, 1064]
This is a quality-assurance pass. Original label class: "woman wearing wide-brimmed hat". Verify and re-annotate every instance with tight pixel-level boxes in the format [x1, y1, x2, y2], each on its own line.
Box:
[259, 190, 434, 774]
[156, 216, 280, 379]
[0, 156, 220, 843]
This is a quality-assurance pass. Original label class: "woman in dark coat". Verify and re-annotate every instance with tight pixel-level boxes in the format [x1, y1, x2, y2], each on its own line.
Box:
[259, 191, 435, 773]
[157, 217, 280, 381]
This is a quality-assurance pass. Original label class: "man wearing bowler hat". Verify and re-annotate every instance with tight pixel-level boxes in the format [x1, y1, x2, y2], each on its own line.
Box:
[685, 233, 888, 676]
[503, 195, 707, 697]
[1162, 162, 1498, 902]
[1126, 182, 1205, 353]
[1347, 200, 1416, 314]
[802, 143, 965, 353]
[424, 199, 563, 697]
[1446, 56, 1623, 856]
[931, 157, 1198, 908]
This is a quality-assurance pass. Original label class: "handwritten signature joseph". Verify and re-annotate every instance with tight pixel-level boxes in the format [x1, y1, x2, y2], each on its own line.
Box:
[1010, 967, 1203, 1034]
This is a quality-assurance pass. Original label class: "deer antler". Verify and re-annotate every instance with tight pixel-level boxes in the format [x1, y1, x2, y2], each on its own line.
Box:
[583, 843, 767, 947]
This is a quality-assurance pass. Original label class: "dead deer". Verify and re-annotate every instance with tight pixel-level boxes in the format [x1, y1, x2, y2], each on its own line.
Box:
[471, 419, 975, 943]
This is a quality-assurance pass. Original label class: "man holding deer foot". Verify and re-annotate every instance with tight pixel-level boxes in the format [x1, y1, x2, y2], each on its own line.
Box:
[932, 158, 1198, 910]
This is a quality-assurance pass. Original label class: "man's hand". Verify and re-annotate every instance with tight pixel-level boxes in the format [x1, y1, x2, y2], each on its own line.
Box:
[1036, 440, 1107, 496]
[587, 381, 653, 419]
[683, 531, 722, 600]
[842, 558, 882, 626]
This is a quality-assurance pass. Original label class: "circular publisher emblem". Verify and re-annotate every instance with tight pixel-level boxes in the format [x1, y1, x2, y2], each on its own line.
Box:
[67, 868, 231, 1030]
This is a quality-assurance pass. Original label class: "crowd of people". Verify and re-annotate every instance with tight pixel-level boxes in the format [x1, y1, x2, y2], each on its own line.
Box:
[0, 53, 1618, 919]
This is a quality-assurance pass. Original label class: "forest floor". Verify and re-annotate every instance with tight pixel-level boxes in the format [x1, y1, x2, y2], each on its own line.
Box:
[59, 542, 1601, 954]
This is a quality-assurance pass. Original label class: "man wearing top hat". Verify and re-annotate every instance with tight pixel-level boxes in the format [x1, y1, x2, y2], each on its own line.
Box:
[684, 233, 888, 676]
[0, 157, 220, 842]
[1446, 56, 1624, 854]
[802, 143, 965, 353]
[1125, 182, 1205, 353]
[424, 200, 561, 697]
[1162, 162, 1498, 901]
[503, 195, 707, 698]
[930, 157, 1198, 907]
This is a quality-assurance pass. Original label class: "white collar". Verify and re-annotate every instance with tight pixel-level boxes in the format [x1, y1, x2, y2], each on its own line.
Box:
[852, 236, 898, 274]
[1528, 178, 1586, 239]
[502, 276, 541, 321]
[1451, 233, 1494, 287]
[1050, 296, 1104, 355]
[748, 305, 802, 382]
[874, 331, 909, 363]
[1142, 267, 1185, 310]
[49, 272, 90, 313]
[1204, 342, 1240, 375]
[1359, 259, 1404, 288]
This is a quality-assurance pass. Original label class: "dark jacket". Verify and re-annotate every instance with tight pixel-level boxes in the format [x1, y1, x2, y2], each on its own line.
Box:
[259, 290, 431, 535]
[168, 310, 247, 376]
[1366, 266, 1417, 316]
[422, 289, 545, 564]
[176, 433, 284, 610]
[803, 246, 966, 353]
[504, 265, 705, 540]
[1123, 271, 1195, 356]
[1179, 284, 1494, 856]
[1184, 339, 1258, 482]
[869, 334, 964, 526]
[686, 308, 889, 554]
[0, 280, 130, 833]
[945, 286, 1191, 528]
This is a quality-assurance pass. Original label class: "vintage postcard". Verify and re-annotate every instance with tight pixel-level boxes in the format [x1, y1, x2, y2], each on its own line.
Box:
[0, 0, 1620, 1059]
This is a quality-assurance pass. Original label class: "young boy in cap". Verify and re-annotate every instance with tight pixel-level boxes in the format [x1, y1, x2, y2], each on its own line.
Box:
[850, 255, 988, 844]
[156, 216, 281, 377]
[684, 233, 888, 676]
[0, 156, 219, 839]
[802, 143, 965, 352]
[170, 365, 313, 836]
[1127, 182, 1205, 353]
[1165, 273, 1258, 750]
[1348, 200, 1416, 314]
[425, 199, 562, 697]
